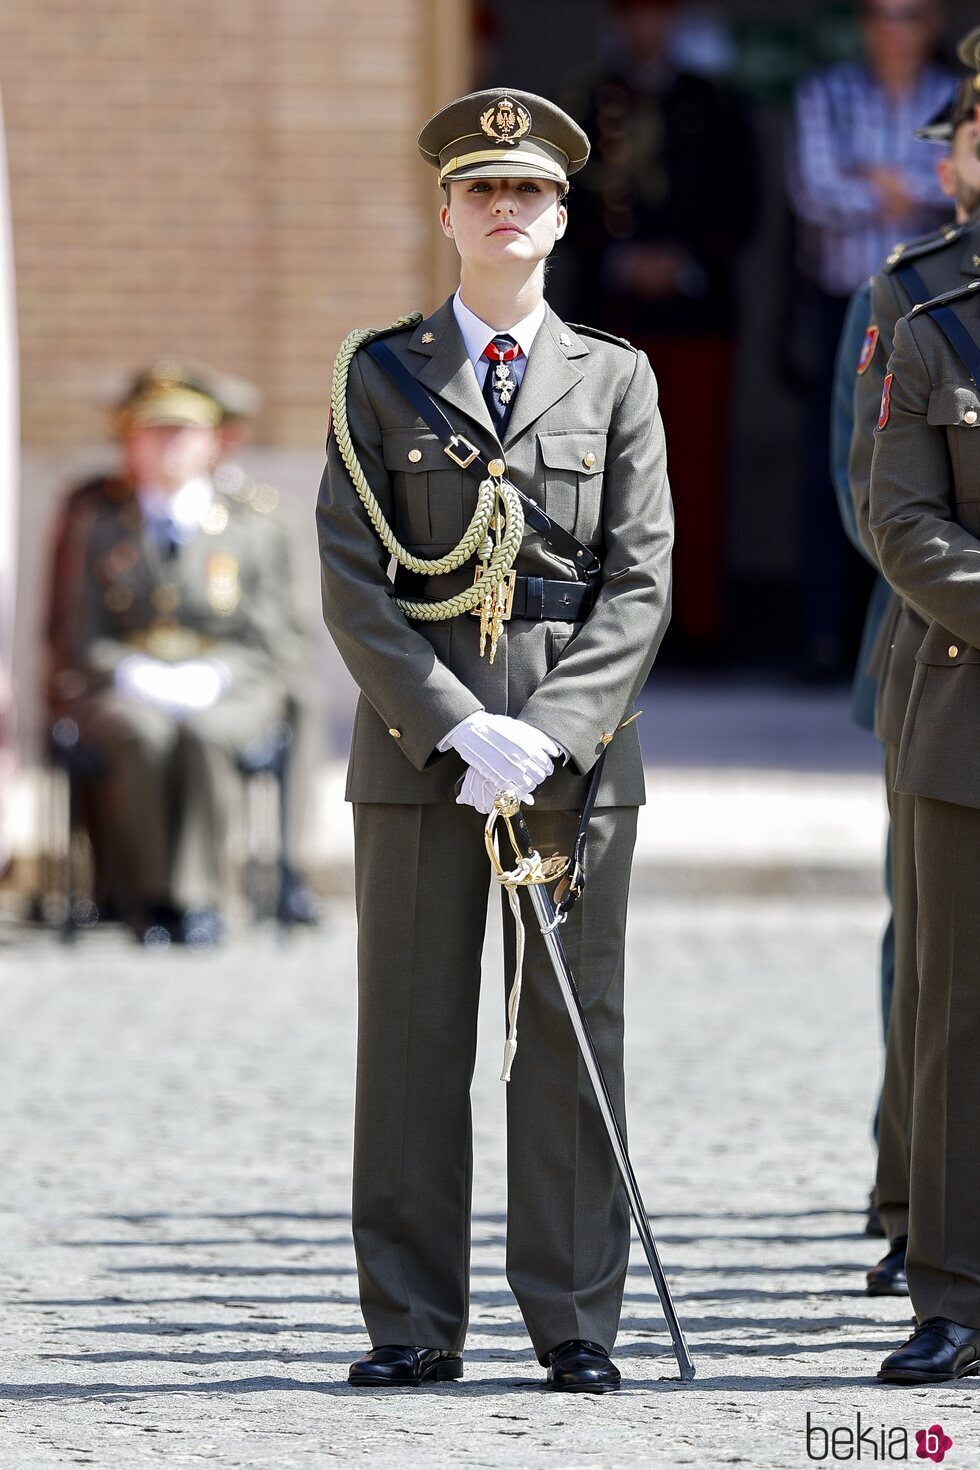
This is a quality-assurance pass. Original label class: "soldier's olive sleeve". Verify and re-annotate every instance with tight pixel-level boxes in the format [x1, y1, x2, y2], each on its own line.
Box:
[49, 502, 132, 696]
[316, 349, 483, 772]
[870, 315, 980, 647]
[518, 350, 673, 774]
[849, 271, 906, 565]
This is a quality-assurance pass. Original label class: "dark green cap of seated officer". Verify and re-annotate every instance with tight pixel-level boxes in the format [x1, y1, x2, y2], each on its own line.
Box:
[417, 88, 590, 197]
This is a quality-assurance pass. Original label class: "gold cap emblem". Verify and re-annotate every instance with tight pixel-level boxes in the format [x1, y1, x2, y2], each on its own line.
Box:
[480, 96, 532, 147]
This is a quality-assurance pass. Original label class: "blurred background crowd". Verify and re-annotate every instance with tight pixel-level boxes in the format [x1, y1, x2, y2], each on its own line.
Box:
[0, 0, 976, 943]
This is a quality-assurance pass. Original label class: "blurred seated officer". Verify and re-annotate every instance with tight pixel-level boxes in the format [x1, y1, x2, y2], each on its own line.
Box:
[46, 362, 295, 946]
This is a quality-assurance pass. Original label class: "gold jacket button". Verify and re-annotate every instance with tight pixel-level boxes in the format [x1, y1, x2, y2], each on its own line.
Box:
[600, 731, 614, 746]
[407, 449, 423, 463]
[388, 727, 402, 739]
[583, 451, 597, 469]
[964, 410, 978, 426]
[948, 645, 960, 659]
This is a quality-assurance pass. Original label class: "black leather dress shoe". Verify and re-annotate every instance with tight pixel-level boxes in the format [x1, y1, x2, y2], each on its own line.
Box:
[347, 1345, 463, 1387]
[866, 1236, 908, 1296]
[180, 906, 226, 948]
[545, 1340, 621, 1392]
[276, 869, 321, 926]
[879, 1317, 980, 1383]
[864, 1188, 886, 1238]
[130, 903, 181, 948]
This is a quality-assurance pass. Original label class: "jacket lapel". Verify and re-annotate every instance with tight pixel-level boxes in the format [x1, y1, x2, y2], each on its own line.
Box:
[502, 307, 587, 448]
[409, 298, 497, 439]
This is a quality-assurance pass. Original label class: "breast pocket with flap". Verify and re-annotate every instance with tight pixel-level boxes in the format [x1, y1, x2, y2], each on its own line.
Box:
[381, 430, 476, 550]
[536, 431, 607, 545]
[927, 385, 980, 501]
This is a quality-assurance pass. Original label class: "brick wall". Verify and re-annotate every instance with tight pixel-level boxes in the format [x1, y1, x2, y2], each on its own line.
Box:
[0, 0, 471, 764]
[0, 0, 471, 449]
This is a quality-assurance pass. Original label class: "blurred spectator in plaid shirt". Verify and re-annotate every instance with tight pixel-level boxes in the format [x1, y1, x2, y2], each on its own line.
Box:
[787, 0, 953, 679]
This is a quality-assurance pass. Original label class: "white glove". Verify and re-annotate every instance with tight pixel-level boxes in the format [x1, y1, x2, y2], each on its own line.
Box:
[115, 655, 230, 716]
[167, 659, 229, 713]
[456, 765, 530, 814]
[438, 712, 562, 796]
[115, 654, 177, 708]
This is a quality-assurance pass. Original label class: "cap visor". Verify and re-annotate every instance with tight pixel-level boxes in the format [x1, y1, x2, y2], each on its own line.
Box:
[441, 159, 566, 185]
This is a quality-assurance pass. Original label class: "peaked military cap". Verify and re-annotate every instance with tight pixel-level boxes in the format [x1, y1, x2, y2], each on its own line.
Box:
[418, 88, 590, 193]
[916, 76, 980, 143]
[957, 24, 980, 72]
[110, 359, 262, 435]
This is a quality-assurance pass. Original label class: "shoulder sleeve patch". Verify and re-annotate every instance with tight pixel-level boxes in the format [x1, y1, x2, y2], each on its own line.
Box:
[857, 324, 879, 376]
[878, 373, 893, 430]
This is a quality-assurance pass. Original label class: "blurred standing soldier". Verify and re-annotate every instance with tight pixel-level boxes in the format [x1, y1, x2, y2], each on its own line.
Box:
[869, 201, 980, 1388]
[564, 0, 756, 661]
[789, 0, 952, 678]
[47, 364, 290, 946]
[318, 89, 672, 1390]
[850, 67, 980, 1299]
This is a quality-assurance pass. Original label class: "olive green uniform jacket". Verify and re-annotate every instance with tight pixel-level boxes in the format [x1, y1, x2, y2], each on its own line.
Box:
[316, 297, 673, 807]
[850, 218, 980, 746]
[870, 285, 980, 1326]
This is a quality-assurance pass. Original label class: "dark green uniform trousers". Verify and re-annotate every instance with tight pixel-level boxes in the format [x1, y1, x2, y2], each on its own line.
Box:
[350, 801, 637, 1360]
[874, 741, 918, 1243]
[80, 686, 283, 911]
[907, 795, 980, 1328]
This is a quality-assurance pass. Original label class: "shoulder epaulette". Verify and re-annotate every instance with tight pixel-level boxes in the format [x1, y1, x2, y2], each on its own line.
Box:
[883, 221, 964, 273]
[565, 322, 635, 351]
[909, 278, 980, 318]
[355, 314, 422, 350]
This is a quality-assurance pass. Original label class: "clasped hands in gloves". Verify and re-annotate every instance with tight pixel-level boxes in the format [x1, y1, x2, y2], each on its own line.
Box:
[439, 711, 565, 815]
[115, 654, 232, 717]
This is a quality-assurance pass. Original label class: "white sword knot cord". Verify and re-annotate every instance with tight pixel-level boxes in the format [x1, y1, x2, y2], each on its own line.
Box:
[484, 796, 569, 1083]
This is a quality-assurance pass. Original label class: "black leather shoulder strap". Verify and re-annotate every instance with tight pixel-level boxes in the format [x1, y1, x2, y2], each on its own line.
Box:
[893, 261, 932, 309]
[364, 338, 601, 582]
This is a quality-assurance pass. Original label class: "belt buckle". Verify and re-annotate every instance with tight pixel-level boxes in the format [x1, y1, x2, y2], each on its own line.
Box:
[444, 434, 480, 469]
[470, 567, 517, 621]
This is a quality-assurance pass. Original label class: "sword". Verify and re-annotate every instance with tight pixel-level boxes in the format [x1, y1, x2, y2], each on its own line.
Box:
[486, 792, 696, 1384]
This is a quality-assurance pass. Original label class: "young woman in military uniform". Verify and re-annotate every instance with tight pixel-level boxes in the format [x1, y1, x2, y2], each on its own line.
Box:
[317, 89, 673, 1391]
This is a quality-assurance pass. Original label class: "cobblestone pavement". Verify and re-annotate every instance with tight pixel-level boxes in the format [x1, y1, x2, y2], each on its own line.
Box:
[1, 894, 977, 1469]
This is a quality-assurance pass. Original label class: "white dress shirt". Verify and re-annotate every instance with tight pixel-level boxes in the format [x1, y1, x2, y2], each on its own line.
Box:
[452, 289, 546, 389]
[138, 474, 213, 547]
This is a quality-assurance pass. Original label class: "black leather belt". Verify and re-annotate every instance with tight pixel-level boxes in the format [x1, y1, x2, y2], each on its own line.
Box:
[394, 568, 595, 622]
[505, 575, 594, 621]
